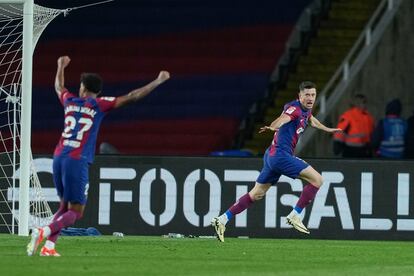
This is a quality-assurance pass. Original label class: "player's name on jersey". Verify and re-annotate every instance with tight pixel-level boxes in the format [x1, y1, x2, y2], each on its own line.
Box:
[63, 139, 81, 148]
[65, 105, 97, 117]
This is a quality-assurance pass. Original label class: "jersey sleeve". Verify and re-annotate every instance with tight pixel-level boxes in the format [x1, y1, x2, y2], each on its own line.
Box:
[283, 105, 301, 120]
[58, 88, 76, 105]
[96, 96, 117, 113]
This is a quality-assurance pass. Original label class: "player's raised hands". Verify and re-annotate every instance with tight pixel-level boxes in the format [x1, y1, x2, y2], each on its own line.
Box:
[157, 71, 170, 83]
[57, 56, 71, 68]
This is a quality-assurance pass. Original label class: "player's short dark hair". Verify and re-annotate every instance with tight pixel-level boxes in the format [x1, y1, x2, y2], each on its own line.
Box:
[80, 73, 103, 94]
[299, 81, 316, 91]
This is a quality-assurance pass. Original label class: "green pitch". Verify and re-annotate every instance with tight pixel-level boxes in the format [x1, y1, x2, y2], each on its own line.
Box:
[1, 234, 414, 276]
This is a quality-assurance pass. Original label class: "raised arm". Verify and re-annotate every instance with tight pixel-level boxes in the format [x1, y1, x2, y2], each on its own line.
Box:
[114, 71, 170, 109]
[55, 56, 71, 98]
[259, 113, 292, 133]
[309, 115, 342, 133]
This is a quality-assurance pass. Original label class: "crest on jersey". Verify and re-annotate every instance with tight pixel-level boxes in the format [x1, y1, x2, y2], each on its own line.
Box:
[285, 106, 296, 115]
[296, 127, 304, 134]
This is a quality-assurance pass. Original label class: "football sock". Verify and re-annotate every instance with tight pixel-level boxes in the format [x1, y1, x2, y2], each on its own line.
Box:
[47, 202, 68, 242]
[218, 213, 229, 225]
[296, 184, 319, 210]
[44, 240, 55, 250]
[294, 206, 303, 214]
[43, 226, 51, 238]
[48, 209, 82, 236]
[223, 193, 254, 222]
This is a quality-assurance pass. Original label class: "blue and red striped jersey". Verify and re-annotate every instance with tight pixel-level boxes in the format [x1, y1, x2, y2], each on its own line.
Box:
[269, 100, 312, 156]
[53, 89, 117, 163]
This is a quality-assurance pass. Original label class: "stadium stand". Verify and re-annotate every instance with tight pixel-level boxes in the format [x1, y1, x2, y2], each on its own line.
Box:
[242, 0, 380, 155]
[32, 0, 311, 155]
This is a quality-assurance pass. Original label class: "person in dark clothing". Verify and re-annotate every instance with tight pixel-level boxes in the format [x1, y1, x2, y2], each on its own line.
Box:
[372, 99, 407, 158]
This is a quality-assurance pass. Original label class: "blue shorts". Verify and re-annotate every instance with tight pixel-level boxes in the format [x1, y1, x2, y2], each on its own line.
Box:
[256, 148, 309, 185]
[53, 156, 89, 205]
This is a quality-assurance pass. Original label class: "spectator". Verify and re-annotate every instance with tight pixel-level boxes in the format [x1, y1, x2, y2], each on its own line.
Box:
[372, 99, 407, 158]
[333, 94, 375, 158]
[405, 111, 414, 158]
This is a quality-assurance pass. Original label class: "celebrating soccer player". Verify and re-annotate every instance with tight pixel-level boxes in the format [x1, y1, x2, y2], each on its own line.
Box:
[27, 56, 170, 256]
[211, 81, 342, 241]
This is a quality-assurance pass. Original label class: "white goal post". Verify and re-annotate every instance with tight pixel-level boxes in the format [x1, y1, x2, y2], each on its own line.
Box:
[20, 0, 34, 237]
[0, 0, 64, 236]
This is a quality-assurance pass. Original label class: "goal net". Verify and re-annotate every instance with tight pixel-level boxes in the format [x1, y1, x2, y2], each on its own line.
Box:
[0, 1, 63, 234]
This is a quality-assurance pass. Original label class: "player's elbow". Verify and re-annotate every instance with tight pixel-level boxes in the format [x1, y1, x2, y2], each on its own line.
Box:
[55, 84, 65, 93]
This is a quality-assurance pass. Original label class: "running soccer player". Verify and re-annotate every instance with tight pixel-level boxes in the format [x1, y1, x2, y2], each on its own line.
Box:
[211, 81, 342, 241]
[27, 56, 170, 256]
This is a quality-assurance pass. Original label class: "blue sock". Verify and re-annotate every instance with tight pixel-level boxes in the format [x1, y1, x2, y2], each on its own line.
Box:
[225, 210, 233, 220]
[294, 206, 303, 214]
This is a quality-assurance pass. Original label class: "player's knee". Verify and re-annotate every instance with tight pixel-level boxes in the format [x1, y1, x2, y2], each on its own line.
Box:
[251, 191, 265, 201]
[76, 211, 83, 220]
[68, 208, 83, 220]
[314, 174, 323, 187]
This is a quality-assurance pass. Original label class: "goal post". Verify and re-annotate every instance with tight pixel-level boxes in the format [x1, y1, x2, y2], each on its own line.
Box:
[0, 0, 64, 236]
[20, 0, 34, 236]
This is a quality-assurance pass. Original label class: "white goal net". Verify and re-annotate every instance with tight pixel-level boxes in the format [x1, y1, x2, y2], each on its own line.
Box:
[0, 1, 63, 234]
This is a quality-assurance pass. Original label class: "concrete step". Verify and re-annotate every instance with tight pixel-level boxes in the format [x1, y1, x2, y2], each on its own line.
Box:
[317, 28, 361, 38]
[331, 0, 380, 11]
[307, 45, 349, 56]
[311, 38, 354, 47]
[320, 18, 367, 29]
[297, 54, 343, 65]
[295, 62, 338, 72]
[288, 75, 329, 86]
[329, 9, 375, 21]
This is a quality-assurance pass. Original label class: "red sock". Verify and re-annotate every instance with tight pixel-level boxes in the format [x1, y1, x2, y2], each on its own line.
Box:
[48, 209, 82, 236]
[296, 184, 319, 210]
[47, 202, 68, 243]
[227, 193, 254, 219]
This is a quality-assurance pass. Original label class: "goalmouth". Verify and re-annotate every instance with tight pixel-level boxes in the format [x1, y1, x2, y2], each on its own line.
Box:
[0, 0, 111, 236]
[0, 0, 63, 236]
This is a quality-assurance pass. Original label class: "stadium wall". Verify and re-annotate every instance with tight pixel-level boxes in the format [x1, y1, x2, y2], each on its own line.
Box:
[8, 156, 414, 240]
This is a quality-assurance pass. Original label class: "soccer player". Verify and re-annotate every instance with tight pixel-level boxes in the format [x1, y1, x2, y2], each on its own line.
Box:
[211, 81, 341, 241]
[27, 56, 170, 256]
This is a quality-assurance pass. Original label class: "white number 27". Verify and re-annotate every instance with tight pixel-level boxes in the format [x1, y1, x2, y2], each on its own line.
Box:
[62, 116, 93, 140]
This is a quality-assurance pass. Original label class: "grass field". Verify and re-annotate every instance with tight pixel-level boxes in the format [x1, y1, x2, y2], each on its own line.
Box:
[1, 234, 414, 276]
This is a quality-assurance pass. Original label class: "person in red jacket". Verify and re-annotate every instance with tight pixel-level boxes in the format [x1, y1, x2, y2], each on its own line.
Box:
[333, 94, 375, 157]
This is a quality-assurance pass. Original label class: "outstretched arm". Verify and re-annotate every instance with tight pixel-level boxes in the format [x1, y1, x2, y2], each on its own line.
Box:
[259, 113, 292, 133]
[114, 71, 170, 109]
[55, 56, 71, 98]
[309, 115, 342, 133]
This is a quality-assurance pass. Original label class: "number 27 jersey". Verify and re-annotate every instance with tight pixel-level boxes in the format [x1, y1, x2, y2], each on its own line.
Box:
[53, 89, 117, 163]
